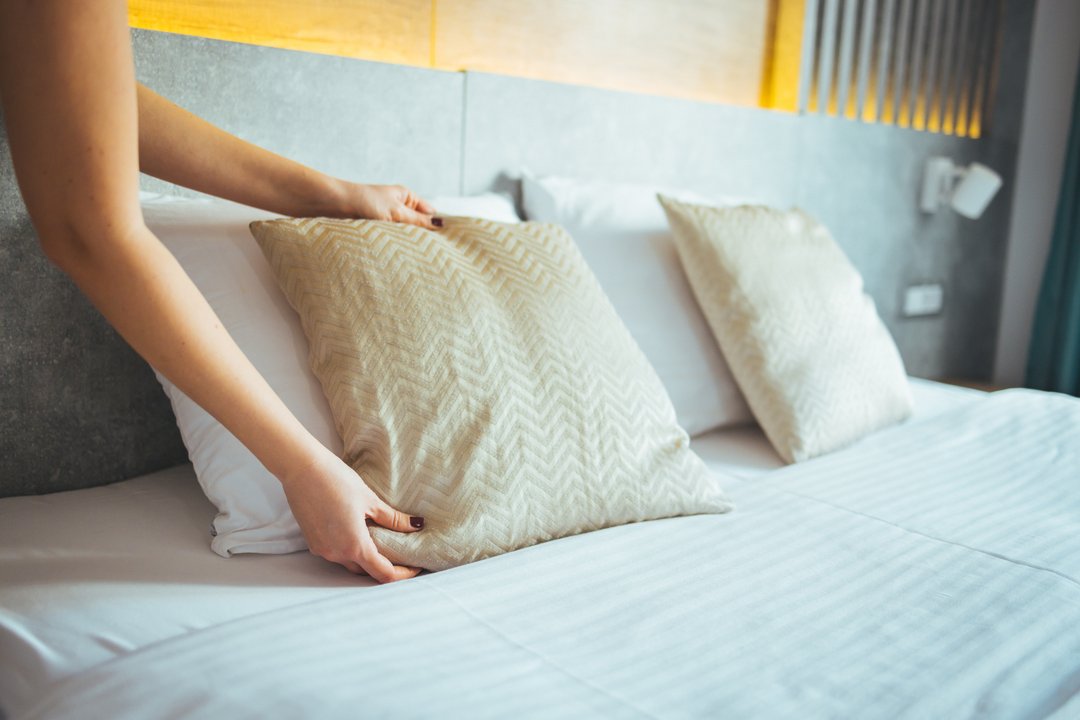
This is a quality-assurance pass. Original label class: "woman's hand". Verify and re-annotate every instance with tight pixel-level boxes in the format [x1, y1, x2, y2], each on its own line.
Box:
[333, 182, 441, 229]
[280, 447, 423, 583]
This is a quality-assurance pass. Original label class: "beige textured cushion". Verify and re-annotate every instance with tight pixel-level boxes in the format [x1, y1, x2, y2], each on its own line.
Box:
[250, 216, 730, 571]
[658, 197, 913, 463]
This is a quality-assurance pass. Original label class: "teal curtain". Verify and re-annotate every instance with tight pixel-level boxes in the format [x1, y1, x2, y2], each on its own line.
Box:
[1027, 66, 1080, 396]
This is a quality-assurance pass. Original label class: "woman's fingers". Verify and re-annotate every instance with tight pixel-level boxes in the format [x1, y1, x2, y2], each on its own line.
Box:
[281, 451, 423, 584]
[355, 534, 421, 583]
[398, 186, 436, 216]
[393, 205, 438, 230]
[395, 187, 439, 227]
[413, 196, 436, 216]
[340, 560, 367, 576]
[357, 499, 424, 582]
[369, 499, 424, 533]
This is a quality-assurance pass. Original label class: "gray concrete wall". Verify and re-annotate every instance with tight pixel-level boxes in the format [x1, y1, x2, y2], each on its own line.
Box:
[0, 12, 1035, 495]
[0, 105, 189, 496]
[133, 31, 465, 199]
[462, 64, 1023, 380]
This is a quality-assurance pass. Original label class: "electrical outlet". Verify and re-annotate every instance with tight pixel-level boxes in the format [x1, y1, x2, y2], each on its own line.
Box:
[902, 283, 944, 317]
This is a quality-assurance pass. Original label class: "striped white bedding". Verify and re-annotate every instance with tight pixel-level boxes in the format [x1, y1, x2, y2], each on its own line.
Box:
[17, 389, 1080, 720]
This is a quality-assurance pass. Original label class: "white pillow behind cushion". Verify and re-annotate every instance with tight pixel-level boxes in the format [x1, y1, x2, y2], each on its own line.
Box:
[142, 191, 520, 556]
[427, 193, 521, 224]
[521, 173, 753, 436]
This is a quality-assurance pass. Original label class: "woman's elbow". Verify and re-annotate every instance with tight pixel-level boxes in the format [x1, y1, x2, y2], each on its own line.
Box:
[34, 213, 145, 274]
[36, 224, 94, 273]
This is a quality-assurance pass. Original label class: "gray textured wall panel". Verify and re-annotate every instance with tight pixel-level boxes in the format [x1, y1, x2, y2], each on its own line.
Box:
[462, 68, 1026, 380]
[792, 117, 991, 379]
[462, 72, 802, 208]
[133, 31, 465, 199]
[0, 109, 188, 495]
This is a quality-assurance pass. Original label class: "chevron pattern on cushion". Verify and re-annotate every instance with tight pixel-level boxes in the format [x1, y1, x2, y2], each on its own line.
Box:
[659, 197, 913, 463]
[250, 216, 730, 571]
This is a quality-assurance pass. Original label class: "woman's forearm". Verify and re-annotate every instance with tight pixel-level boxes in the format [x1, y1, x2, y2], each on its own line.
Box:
[135, 84, 351, 217]
[135, 83, 438, 226]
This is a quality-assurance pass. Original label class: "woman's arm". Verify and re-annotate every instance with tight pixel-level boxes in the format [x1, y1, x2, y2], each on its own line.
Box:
[0, 0, 421, 582]
[136, 83, 439, 226]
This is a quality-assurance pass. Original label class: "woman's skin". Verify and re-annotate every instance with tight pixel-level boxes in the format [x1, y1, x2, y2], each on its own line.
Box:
[0, 0, 434, 582]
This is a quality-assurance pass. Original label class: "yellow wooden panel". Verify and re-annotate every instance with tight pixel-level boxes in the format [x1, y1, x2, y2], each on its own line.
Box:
[761, 0, 804, 111]
[434, 0, 770, 106]
[129, 0, 432, 67]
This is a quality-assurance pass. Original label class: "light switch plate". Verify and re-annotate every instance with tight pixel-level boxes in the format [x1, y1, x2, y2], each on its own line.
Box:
[902, 283, 944, 317]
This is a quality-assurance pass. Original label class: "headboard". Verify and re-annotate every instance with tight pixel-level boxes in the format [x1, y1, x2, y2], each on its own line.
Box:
[0, 19, 1031, 496]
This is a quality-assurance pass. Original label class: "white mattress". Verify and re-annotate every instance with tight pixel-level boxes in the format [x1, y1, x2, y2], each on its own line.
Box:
[0, 379, 1002, 718]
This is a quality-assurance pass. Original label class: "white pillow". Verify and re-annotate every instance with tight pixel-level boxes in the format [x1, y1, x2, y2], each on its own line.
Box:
[142, 191, 521, 556]
[521, 174, 753, 435]
[426, 193, 521, 224]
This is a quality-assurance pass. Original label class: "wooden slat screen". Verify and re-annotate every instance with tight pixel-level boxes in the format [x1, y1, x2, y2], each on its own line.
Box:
[798, 0, 1002, 137]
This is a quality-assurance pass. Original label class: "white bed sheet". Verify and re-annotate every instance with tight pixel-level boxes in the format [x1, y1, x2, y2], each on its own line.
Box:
[11, 388, 1080, 720]
[691, 377, 984, 477]
[0, 378, 986, 718]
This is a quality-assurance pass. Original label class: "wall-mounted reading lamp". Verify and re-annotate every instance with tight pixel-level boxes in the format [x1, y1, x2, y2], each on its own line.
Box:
[920, 157, 1003, 219]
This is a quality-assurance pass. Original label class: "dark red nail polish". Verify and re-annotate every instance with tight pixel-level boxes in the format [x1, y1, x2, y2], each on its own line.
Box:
[410, 516, 425, 529]
[432, 217, 444, 228]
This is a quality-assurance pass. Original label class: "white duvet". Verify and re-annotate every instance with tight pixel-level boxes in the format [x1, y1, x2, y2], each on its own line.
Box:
[9, 389, 1080, 719]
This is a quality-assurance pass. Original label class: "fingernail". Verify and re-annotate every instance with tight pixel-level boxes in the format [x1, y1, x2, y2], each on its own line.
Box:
[410, 516, 425, 529]
[432, 217, 444, 228]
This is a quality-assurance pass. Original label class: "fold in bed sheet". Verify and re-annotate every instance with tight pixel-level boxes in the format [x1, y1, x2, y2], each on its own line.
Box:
[0, 379, 984, 718]
[16, 389, 1080, 720]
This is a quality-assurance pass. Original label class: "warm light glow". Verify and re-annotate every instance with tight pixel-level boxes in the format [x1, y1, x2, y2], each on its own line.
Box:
[434, 0, 768, 106]
[127, 0, 982, 137]
[129, 1, 431, 66]
[761, 0, 805, 112]
[130, 0, 769, 107]
[860, 71, 881, 123]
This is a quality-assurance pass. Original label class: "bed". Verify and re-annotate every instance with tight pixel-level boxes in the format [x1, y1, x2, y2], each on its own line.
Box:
[2, 28, 1078, 720]
[5, 381, 1080, 719]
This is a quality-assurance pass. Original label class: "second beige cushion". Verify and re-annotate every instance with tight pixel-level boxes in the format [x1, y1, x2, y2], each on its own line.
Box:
[659, 197, 913, 463]
[250, 216, 731, 571]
